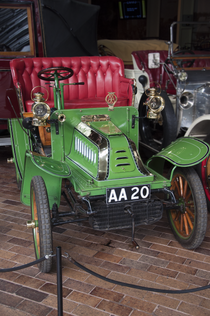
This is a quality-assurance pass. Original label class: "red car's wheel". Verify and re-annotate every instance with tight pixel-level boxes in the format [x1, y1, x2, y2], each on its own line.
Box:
[198, 157, 210, 209]
[168, 168, 207, 249]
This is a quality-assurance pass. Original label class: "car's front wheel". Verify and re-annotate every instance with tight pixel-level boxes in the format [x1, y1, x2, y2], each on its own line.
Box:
[30, 176, 53, 273]
[168, 167, 207, 249]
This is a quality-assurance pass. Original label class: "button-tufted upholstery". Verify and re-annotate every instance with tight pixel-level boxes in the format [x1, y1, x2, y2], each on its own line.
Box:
[10, 56, 134, 112]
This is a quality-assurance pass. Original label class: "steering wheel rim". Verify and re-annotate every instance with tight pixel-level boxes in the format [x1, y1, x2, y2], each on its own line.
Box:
[38, 67, 74, 81]
[173, 50, 195, 68]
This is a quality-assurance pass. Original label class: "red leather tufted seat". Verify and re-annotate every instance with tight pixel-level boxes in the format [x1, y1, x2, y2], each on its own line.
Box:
[10, 56, 134, 112]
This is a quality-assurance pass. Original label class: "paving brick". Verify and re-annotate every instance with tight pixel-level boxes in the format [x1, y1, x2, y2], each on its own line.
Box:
[196, 269, 210, 280]
[73, 304, 109, 316]
[0, 305, 31, 316]
[40, 282, 72, 297]
[200, 298, 210, 309]
[127, 268, 158, 282]
[16, 286, 49, 302]
[156, 275, 189, 290]
[0, 278, 21, 293]
[148, 265, 178, 278]
[15, 274, 45, 289]
[100, 260, 131, 273]
[176, 249, 206, 261]
[9, 245, 35, 256]
[17, 300, 52, 316]
[42, 294, 78, 312]
[143, 235, 170, 245]
[178, 301, 210, 316]
[144, 292, 180, 309]
[113, 248, 142, 260]
[176, 272, 209, 287]
[130, 310, 152, 316]
[184, 258, 210, 272]
[195, 244, 210, 256]
[7, 237, 32, 248]
[90, 286, 124, 302]
[94, 251, 122, 263]
[119, 257, 149, 271]
[139, 255, 169, 268]
[97, 299, 133, 316]
[62, 268, 89, 281]
[69, 245, 98, 257]
[0, 291, 23, 308]
[154, 306, 188, 316]
[166, 262, 198, 275]
[48, 310, 73, 316]
[63, 278, 95, 293]
[85, 274, 115, 290]
[121, 296, 156, 313]
[157, 252, 186, 264]
[68, 290, 102, 307]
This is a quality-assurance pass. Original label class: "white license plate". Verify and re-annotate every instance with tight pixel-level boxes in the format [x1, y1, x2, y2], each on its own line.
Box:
[106, 184, 150, 204]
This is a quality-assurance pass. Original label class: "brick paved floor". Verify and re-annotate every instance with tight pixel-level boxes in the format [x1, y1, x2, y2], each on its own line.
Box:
[1, 145, 210, 316]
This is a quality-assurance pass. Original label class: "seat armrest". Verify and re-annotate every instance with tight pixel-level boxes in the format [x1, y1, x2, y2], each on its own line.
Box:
[119, 77, 134, 106]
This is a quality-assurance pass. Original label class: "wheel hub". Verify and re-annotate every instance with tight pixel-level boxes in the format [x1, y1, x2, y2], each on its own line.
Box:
[178, 197, 186, 213]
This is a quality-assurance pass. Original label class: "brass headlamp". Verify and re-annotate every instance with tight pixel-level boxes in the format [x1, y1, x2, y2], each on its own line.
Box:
[144, 83, 165, 119]
[31, 86, 50, 126]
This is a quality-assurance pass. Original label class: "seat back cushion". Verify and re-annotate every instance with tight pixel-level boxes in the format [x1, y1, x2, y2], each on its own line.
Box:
[10, 56, 130, 111]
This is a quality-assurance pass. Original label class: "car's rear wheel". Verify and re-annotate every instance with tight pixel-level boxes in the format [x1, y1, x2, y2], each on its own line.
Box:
[30, 176, 52, 273]
[168, 167, 207, 249]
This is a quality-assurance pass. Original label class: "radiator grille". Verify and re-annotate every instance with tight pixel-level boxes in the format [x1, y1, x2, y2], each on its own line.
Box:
[89, 200, 163, 230]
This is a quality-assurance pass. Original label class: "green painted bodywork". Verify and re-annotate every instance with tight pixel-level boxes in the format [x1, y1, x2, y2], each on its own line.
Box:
[147, 137, 210, 180]
[150, 137, 209, 167]
[9, 72, 210, 209]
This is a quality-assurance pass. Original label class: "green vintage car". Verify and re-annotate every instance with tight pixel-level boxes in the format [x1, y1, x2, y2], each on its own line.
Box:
[8, 57, 210, 273]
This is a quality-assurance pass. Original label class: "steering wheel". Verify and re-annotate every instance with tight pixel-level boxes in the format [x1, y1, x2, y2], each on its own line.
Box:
[38, 67, 74, 81]
[173, 50, 195, 68]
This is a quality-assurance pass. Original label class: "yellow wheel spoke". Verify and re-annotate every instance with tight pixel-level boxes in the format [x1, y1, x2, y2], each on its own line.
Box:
[183, 214, 189, 235]
[180, 214, 183, 232]
[174, 179, 181, 196]
[183, 179, 188, 198]
[185, 212, 194, 231]
[179, 176, 184, 196]
[186, 206, 195, 219]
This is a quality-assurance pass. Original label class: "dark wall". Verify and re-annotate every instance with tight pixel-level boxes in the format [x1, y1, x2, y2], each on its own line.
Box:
[92, 0, 147, 40]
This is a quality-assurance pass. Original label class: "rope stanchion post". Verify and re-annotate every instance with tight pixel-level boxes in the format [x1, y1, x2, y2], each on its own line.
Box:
[56, 246, 63, 316]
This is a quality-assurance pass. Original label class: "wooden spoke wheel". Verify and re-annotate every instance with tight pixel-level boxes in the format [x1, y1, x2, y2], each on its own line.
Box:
[30, 176, 53, 273]
[168, 167, 207, 249]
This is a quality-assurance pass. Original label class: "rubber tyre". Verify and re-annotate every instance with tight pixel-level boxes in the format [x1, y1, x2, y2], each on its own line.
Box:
[30, 176, 53, 273]
[168, 167, 207, 249]
[139, 90, 177, 156]
[195, 134, 210, 211]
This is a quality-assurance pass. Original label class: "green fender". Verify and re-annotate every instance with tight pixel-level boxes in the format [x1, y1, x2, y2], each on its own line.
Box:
[147, 137, 210, 179]
[21, 151, 71, 208]
[26, 151, 71, 177]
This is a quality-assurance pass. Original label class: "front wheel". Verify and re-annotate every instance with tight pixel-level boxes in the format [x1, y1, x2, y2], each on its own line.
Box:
[30, 176, 53, 273]
[168, 167, 207, 249]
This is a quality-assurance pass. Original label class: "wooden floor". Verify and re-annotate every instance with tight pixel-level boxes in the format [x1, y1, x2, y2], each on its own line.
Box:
[1, 145, 210, 316]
